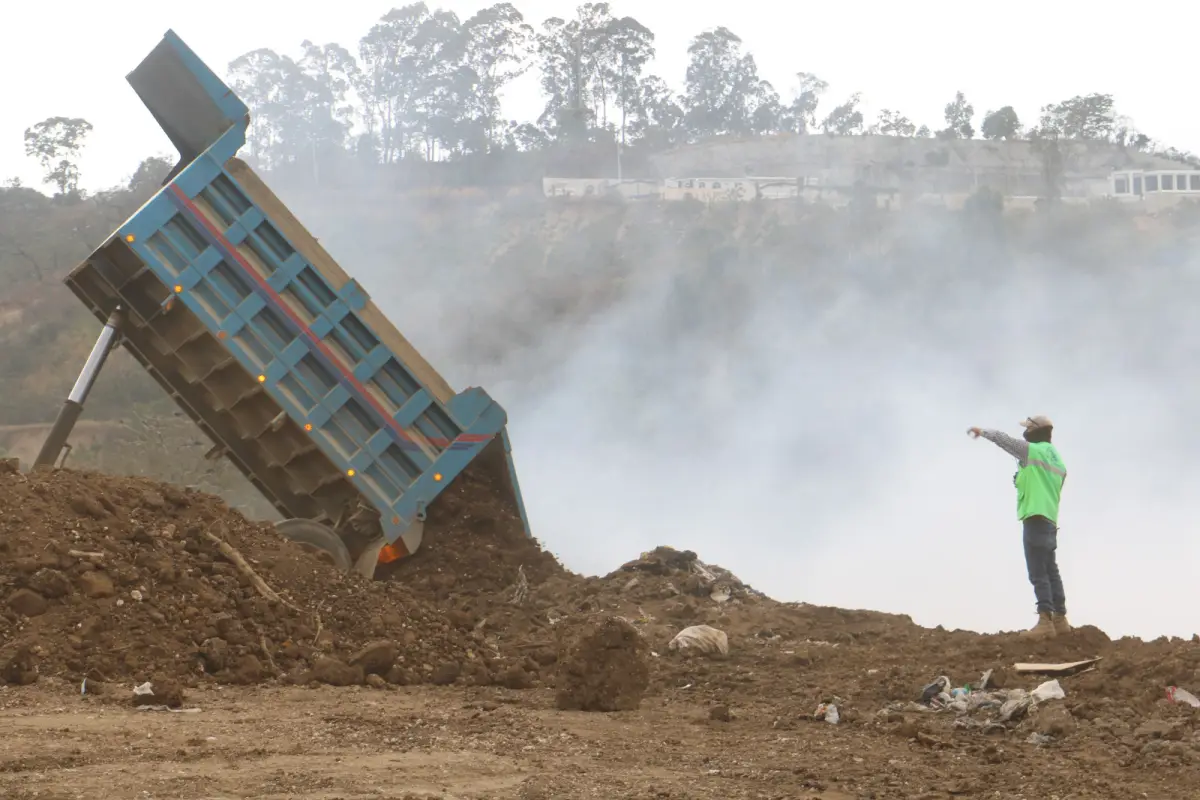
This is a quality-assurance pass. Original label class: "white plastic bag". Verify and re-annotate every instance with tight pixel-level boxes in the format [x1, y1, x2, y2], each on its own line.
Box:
[1031, 679, 1065, 703]
[668, 625, 729, 656]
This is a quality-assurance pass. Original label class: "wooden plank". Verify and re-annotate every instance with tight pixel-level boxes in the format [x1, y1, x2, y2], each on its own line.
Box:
[1013, 658, 1102, 676]
[224, 158, 456, 406]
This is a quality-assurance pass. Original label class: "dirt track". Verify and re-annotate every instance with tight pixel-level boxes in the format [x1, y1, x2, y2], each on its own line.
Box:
[2, 466, 1200, 798]
[0, 678, 1191, 800]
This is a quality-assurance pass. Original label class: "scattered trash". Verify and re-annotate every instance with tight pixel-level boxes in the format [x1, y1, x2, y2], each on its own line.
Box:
[815, 703, 839, 724]
[1026, 732, 1054, 746]
[1167, 686, 1200, 708]
[1031, 679, 1065, 703]
[132, 680, 184, 709]
[999, 693, 1033, 722]
[900, 671, 1068, 725]
[668, 625, 729, 657]
[136, 705, 202, 713]
[920, 676, 951, 705]
[130, 589, 144, 602]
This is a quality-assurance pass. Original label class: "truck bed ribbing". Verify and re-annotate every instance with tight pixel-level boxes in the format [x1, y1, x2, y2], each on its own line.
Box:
[40, 29, 530, 571]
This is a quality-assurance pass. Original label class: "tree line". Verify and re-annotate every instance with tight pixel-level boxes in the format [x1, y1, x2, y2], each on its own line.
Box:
[14, 1, 1197, 195]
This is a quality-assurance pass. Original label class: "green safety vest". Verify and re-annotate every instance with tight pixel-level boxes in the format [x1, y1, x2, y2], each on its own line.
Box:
[1016, 441, 1067, 523]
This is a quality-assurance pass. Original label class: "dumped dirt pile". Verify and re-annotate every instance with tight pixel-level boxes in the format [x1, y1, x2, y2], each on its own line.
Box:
[0, 465, 528, 688]
[5, 462, 1200, 764]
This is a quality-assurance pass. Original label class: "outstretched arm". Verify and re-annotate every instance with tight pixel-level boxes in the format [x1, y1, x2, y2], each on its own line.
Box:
[967, 427, 1030, 465]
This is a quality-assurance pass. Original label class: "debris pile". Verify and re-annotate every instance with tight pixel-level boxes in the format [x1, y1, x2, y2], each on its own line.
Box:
[4, 465, 1200, 755]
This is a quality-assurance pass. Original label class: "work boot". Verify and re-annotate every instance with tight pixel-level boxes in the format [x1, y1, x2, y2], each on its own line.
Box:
[1019, 611, 1057, 639]
[1053, 613, 1073, 635]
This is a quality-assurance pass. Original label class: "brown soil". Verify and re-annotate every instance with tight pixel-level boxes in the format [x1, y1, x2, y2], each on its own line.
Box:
[2, 464, 1200, 797]
[554, 615, 650, 711]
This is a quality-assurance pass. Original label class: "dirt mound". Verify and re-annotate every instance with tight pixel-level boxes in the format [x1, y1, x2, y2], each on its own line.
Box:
[3, 461, 1199, 761]
[554, 615, 650, 711]
[0, 468, 497, 688]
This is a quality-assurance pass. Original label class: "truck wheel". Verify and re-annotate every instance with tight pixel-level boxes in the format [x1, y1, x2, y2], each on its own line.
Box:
[274, 518, 352, 572]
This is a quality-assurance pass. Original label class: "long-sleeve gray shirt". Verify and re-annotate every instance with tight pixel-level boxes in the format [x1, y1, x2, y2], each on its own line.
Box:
[979, 428, 1067, 487]
[979, 429, 1030, 465]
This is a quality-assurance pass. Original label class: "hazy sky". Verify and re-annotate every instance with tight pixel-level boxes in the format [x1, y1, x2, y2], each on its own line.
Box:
[4, 0, 1199, 191]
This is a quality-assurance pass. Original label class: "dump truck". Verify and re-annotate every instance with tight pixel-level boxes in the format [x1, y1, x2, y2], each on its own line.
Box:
[33, 30, 531, 578]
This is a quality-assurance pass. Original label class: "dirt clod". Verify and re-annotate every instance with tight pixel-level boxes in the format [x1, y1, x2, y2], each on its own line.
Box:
[76, 570, 115, 598]
[555, 616, 650, 712]
[349, 640, 398, 676]
[133, 679, 183, 708]
[312, 657, 363, 687]
[8, 588, 48, 617]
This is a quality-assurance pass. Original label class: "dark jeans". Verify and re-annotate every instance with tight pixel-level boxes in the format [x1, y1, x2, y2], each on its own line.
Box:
[1023, 516, 1066, 615]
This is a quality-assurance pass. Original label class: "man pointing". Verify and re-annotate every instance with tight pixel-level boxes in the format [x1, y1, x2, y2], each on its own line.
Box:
[968, 416, 1070, 638]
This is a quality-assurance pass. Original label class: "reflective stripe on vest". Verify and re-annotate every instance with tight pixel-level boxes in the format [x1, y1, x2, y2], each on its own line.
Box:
[1016, 441, 1066, 523]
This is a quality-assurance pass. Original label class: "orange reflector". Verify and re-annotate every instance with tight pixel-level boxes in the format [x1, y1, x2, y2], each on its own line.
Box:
[304, 423, 313, 431]
[346, 469, 356, 477]
[257, 375, 266, 383]
[124, 234, 135, 243]
[217, 331, 227, 339]
[173, 285, 182, 293]
[377, 544, 403, 564]
[434, 473, 443, 482]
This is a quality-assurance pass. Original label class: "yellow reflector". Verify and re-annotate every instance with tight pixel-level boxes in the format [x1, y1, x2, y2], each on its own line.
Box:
[434, 473, 443, 482]
[257, 375, 266, 383]
[124, 234, 135, 243]
[173, 285, 182, 293]
[304, 423, 313, 431]
[347, 469, 356, 477]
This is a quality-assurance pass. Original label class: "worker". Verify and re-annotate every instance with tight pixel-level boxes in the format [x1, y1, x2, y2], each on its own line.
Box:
[967, 415, 1070, 638]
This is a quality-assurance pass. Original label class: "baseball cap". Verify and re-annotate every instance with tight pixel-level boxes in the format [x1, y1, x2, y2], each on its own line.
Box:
[1019, 415, 1054, 430]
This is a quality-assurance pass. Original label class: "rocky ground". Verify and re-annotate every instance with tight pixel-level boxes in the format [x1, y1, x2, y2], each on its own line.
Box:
[2, 463, 1199, 798]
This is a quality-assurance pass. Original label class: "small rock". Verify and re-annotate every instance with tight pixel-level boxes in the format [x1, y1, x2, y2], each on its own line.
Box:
[77, 571, 115, 599]
[384, 665, 410, 686]
[68, 495, 108, 520]
[365, 674, 387, 689]
[1, 646, 38, 685]
[1035, 705, 1076, 737]
[497, 666, 533, 690]
[709, 705, 733, 722]
[7, 589, 48, 617]
[231, 655, 264, 684]
[431, 662, 461, 686]
[139, 490, 166, 509]
[198, 638, 229, 673]
[29, 568, 72, 599]
[348, 640, 398, 676]
[0, 458, 19, 474]
[311, 657, 363, 687]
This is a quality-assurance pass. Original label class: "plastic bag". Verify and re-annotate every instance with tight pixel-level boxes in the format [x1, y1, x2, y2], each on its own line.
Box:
[668, 625, 729, 656]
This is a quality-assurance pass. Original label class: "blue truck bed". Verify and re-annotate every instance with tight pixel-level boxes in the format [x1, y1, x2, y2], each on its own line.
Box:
[61, 30, 530, 569]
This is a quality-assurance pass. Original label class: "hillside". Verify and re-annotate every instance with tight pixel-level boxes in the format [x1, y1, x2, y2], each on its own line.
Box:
[2, 178, 1199, 494]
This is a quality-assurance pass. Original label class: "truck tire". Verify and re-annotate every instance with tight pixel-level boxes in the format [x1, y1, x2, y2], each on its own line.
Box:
[274, 518, 352, 572]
